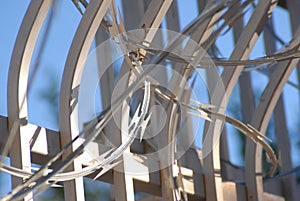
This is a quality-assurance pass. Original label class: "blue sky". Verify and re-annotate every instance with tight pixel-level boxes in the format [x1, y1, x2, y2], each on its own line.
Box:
[0, 1, 297, 127]
[0, 0, 300, 196]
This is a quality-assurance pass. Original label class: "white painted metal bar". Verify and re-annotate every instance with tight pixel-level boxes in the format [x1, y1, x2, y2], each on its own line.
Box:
[6, 1, 53, 200]
[111, 1, 148, 199]
[3, 1, 300, 201]
[231, 6, 255, 200]
[60, 0, 112, 200]
[166, 0, 180, 32]
[95, 0, 174, 200]
[245, 25, 300, 201]
[263, 18, 298, 200]
[286, 0, 300, 93]
[202, 1, 278, 200]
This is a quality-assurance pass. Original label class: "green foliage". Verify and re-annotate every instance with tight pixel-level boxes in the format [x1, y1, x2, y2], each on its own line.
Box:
[83, 178, 110, 201]
[37, 69, 111, 200]
[38, 69, 60, 127]
[36, 187, 64, 201]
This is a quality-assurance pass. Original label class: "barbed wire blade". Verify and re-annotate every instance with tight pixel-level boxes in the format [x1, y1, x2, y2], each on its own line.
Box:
[187, 111, 212, 122]
[93, 160, 121, 180]
[139, 112, 152, 142]
[72, 0, 84, 15]
[89, 148, 116, 165]
[129, 103, 142, 130]
[190, 99, 220, 110]
[246, 124, 272, 142]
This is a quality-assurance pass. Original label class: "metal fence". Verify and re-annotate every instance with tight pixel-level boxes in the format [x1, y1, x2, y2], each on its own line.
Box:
[0, 0, 299, 200]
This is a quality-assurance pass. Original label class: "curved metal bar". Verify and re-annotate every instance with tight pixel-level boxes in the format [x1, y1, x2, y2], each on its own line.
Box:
[6, 0, 52, 199]
[188, 1, 225, 200]
[0, 79, 151, 201]
[244, 26, 300, 201]
[163, 0, 226, 198]
[59, 0, 111, 200]
[201, 1, 277, 200]
[109, 0, 174, 199]
[263, 17, 297, 200]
